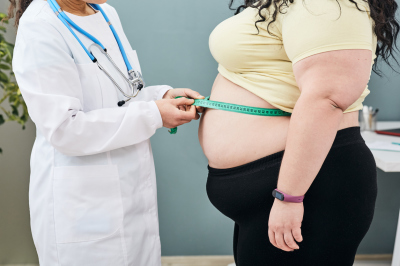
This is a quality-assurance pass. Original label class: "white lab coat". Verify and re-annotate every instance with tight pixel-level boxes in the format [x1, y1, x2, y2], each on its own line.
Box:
[12, 1, 171, 265]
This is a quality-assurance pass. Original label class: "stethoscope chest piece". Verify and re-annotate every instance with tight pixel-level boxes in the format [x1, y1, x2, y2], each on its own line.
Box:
[128, 69, 145, 92]
[89, 43, 145, 106]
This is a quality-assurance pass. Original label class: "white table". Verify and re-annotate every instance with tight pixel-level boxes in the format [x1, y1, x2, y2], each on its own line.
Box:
[361, 121, 400, 266]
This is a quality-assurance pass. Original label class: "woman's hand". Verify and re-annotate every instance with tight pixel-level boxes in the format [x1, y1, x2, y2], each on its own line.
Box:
[155, 97, 199, 129]
[163, 88, 205, 113]
[268, 199, 304, 252]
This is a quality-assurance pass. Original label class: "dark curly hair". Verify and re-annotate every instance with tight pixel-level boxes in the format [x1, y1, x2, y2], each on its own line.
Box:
[7, 0, 400, 73]
[7, 0, 32, 27]
[230, 0, 400, 74]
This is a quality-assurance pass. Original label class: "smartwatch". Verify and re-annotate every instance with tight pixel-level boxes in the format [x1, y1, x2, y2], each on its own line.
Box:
[272, 189, 305, 203]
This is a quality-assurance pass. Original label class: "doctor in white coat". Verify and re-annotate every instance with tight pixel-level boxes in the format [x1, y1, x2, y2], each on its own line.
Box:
[10, 0, 203, 265]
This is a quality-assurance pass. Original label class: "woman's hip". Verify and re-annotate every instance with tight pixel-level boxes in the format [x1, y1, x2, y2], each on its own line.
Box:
[206, 126, 377, 221]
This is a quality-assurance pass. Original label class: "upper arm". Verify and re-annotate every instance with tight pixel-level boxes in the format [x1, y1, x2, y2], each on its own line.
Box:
[13, 16, 84, 121]
[13, 16, 162, 156]
[293, 49, 372, 110]
[282, 0, 374, 110]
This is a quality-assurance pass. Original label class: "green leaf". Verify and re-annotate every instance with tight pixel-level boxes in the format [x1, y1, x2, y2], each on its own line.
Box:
[20, 113, 27, 123]
[11, 105, 19, 116]
[5, 43, 14, 56]
[9, 94, 17, 102]
[5, 54, 11, 63]
[0, 13, 8, 20]
[0, 147, 3, 154]
[0, 63, 10, 70]
[0, 15, 30, 132]
[0, 71, 9, 83]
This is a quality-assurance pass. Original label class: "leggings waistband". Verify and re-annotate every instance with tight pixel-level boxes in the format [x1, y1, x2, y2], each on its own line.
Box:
[208, 126, 364, 176]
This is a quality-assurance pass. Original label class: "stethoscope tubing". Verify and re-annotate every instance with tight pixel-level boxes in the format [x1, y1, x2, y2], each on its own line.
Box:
[47, 0, 143, 105]
[92, 44, 140, 99]
[91, 4, 133, 72]
[47, 0, 96, 61]
[48, 0, 130, 69]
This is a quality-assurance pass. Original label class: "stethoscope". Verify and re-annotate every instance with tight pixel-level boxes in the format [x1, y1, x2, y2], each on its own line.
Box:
[47, 0, 144, 107]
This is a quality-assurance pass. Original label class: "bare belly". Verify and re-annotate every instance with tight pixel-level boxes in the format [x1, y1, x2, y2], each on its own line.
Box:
[198, 74, 359, 169]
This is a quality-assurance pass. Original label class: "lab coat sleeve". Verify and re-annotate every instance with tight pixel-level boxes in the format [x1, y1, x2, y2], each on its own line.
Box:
[13, 17, 164, 157]
[134, 85, 171, 102]
[104, 4, 172, 101]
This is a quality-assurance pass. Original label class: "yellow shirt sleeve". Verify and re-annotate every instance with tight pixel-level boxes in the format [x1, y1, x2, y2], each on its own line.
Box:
[281, 0, 375, 65]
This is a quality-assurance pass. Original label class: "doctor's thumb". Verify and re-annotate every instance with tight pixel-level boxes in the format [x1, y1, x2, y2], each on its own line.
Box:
[184, 89, 205, 99]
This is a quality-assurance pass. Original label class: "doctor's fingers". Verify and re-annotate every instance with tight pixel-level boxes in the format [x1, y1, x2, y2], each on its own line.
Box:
[182, 88, 205, 100]
[179, 105, 198, 121]
[173, 97, 195, 107]
[182, 102, 203, 116]
[191, 105, 200, 120]
[196, 106, 205, 113]
[184, 105, 200, 119]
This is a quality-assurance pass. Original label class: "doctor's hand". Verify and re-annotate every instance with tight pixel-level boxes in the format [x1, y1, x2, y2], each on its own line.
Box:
[268, 199, 304, 252]
[162, 88, 205, 113]
[155, 97, 199, 129]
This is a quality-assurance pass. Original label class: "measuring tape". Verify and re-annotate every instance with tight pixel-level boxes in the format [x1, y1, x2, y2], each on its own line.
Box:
[169, 96, 291, 134]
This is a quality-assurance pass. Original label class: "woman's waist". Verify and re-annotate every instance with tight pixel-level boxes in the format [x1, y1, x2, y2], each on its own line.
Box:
[199, 113, 290, 168]
[208, 74, 289, 109]
[198, 74, 360, 169]
[198, 74, 291, 168]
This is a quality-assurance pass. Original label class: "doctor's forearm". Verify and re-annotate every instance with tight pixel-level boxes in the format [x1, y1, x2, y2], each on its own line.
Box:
[49, 101, 162, 156]
[277, 94, 344, 196]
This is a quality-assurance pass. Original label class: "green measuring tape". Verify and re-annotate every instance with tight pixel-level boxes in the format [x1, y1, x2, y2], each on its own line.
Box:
[169, 96, 291, 134]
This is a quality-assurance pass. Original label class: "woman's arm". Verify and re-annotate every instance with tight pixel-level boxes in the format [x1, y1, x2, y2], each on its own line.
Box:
[268, 49, 372, 252]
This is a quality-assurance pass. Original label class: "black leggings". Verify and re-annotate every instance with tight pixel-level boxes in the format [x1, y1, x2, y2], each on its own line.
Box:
[207, 127, 377, 266]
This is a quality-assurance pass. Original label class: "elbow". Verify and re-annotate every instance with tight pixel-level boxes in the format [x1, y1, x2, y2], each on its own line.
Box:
[325, 81, 367, 111]
[324, 92, 361, 113]
[300, 88, 363, 114]
[299, 93, 344, 113]
[50, 139, 89, 157]
[48, 131, 94, 157]
[325, 97, 347, 112]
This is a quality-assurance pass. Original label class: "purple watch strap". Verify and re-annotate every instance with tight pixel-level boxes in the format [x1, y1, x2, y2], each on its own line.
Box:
[275, 189, 305, 203]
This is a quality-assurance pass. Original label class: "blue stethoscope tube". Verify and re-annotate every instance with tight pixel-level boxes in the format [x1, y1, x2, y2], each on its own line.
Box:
[47, 0, 143, 106]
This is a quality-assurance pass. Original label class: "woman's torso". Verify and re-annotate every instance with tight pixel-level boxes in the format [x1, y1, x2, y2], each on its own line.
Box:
[199, 75, 359, 169]
[199, 2, 373, 169]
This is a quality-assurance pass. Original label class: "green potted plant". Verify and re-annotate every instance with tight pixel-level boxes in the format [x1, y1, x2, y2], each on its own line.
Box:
[0, 13, 29, 153]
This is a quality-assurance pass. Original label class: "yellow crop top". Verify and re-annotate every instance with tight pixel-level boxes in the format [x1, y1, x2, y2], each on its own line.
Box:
[209, 0, 377, 113]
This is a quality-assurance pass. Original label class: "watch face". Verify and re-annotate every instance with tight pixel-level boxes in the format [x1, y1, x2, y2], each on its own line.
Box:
[272, 190, 284, 201]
